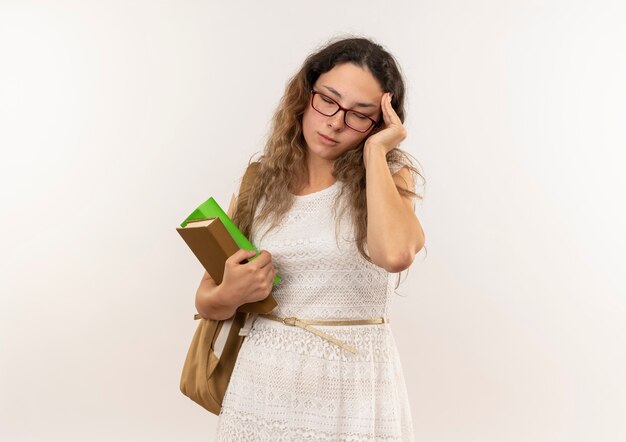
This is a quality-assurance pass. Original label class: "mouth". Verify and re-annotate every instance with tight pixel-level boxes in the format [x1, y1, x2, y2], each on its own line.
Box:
[318, 132, 338, 144]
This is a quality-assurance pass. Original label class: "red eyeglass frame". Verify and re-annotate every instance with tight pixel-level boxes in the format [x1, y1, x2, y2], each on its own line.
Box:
[310, 90, 380, 133]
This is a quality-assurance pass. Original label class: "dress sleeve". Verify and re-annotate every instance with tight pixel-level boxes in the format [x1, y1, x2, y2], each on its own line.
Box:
[388, 160, 404, 175]
[387, 159, 419, 207]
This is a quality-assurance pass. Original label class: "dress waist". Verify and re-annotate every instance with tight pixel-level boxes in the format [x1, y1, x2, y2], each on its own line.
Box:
[247, 313, 390, 355]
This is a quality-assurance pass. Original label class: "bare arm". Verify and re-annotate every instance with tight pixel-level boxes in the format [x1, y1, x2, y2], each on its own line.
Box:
[195, 270, 240, 320]
[364, 150, 425, 273]
[194, 193, 277, 320]
[361, 92, 425, 273]
[194, 193, 239, 320]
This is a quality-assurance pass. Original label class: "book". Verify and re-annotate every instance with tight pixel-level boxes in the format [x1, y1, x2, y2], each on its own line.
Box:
[177, 196, 278, 315]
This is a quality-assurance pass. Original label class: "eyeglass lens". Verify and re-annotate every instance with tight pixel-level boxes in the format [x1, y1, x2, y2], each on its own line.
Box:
[312, 93, 373, 132]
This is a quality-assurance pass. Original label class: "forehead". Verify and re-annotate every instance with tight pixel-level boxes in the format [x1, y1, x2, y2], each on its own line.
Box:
[314, 63, 383, 106]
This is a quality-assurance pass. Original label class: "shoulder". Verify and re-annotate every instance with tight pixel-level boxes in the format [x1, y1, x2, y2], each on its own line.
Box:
[388, 159, 404, 175]
[391, 165, 415, 192]
[388, 160, 413, 190]
[241, 161, 261, 185]
[234, 161, 262, 198]
[386, 153, 418, 193]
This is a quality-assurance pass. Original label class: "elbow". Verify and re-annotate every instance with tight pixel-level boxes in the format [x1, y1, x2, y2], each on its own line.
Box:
[379, 237, 425, 273]
[194, 295, 211, 320]
[195, 287, 237, 321]
[416, 233, 425, 253]
[380, 249, 415, 273]
[195, 298, 231, 321]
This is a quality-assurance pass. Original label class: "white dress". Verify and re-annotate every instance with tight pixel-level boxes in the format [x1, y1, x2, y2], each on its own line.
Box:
[215, 176, 416, 441]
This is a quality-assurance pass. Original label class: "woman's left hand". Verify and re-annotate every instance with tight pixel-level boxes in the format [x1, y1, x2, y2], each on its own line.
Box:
[363, 92, 407, 160]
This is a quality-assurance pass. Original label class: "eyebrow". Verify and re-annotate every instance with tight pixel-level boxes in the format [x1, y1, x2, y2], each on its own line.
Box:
[321, 85, 378, 109]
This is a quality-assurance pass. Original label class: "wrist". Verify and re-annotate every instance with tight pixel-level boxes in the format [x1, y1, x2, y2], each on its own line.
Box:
[214, 283, 239, 311]
[196, 283, 238, 321]
[363, 144, 388, 168]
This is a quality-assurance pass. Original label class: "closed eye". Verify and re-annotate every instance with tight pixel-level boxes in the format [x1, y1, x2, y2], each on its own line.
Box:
[351, 112, 369, 120]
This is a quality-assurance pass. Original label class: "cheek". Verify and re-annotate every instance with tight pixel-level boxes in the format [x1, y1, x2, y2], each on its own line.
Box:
[350, 131, 371, 148]
[302, 107, 312, 128]
[302, 106, 323, 130]
[301, 108, 319, 147]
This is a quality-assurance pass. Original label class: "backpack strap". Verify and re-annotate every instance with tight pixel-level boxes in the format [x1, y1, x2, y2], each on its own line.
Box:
[229, 162, 259, 222]
[238, 162, 259, 200]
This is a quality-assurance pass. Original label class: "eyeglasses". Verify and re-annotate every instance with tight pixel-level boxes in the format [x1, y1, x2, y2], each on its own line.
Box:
[310, 90, 379, 133]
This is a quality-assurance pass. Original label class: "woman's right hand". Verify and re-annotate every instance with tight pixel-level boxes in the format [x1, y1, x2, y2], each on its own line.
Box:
[219, 248, 278, 307]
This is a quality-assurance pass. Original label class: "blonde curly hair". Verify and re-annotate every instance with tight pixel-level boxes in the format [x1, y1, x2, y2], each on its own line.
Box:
[233, 35, 426, 265]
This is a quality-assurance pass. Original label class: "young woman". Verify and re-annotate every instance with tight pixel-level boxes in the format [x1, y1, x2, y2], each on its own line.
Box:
[195, 36, 425, 441]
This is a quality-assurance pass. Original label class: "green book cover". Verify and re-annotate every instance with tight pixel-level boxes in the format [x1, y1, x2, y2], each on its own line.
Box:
[181, 197, 280, 285]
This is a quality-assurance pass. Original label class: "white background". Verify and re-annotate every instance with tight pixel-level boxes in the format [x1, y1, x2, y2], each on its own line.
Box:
[1, 1, 625, 441]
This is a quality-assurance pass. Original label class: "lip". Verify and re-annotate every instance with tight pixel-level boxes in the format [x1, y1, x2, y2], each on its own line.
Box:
[318, 132, 338, 144]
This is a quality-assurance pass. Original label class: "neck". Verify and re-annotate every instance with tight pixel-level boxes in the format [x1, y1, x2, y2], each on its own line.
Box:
[309, 153, 336, 180]
[293, 154, 336, 194]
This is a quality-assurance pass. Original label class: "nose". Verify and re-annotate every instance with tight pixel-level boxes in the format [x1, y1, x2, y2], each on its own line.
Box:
[327, 109, 345, 129]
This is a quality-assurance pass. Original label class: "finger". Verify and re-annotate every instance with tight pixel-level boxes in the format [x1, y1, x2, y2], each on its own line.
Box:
[249, 249, 272, 269]
[380, 93, 393, 125]
[380, 93, 388, 115]
[264, 264, 277, 281]
[384, 93, 401, 124]
[227, 248, 257, 265]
